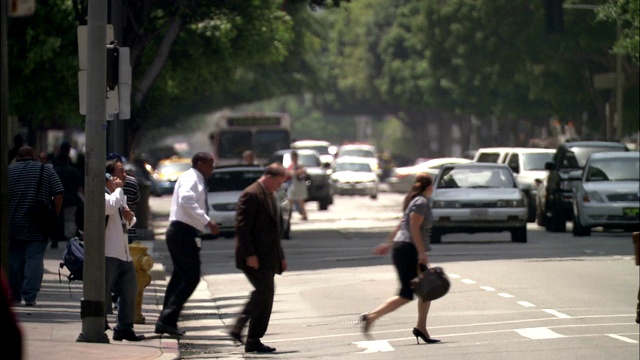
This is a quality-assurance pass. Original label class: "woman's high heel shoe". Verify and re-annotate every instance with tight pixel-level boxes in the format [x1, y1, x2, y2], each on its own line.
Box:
[412, 327, 440, 344]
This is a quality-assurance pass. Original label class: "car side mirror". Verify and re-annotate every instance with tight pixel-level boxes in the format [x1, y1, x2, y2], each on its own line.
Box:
[545, 162, 555, 171]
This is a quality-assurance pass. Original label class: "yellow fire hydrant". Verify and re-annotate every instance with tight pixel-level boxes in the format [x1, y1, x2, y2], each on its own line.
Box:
[129, 241, 154, 324]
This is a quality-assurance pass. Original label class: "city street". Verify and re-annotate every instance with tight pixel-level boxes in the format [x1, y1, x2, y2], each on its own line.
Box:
[149, 192, 639, 359]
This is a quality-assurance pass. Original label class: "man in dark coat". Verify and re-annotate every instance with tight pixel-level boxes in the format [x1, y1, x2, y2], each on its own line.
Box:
[230, 163, 287, 353]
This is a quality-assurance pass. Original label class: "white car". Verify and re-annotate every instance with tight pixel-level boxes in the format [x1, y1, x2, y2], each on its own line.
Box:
[386, 157, 471, 193]
[290, 139, 336, 166]
[204, 165, 292, 239]
[330, 157, 379, 199]
[430, 163, 528, 243]
[572, 151, 640, 236]
[336, 143, 380, 177]
[503, 147, 555, 222]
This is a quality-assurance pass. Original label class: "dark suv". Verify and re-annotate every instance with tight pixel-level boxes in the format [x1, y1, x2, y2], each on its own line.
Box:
[270, 149, 333, 210]
[537, 141, 628, 232]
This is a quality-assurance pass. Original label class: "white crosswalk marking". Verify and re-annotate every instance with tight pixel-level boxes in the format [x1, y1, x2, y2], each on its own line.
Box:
[480, 286, 495, 291]
[607, 334, 638, 344]
[543, 309, 571, 318]
[461, 279, 476, 284]
[353, 340, 395, 353]
[517, 301, 536, 307]
[515, 327, 566, 339]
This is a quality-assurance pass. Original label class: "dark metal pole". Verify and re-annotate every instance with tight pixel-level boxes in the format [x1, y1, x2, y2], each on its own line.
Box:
[78, 0, 109, 343]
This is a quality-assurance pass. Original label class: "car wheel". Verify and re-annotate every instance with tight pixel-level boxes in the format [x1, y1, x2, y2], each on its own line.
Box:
[430, 229, 442, 244]
[370, 192, 378, 200]
[511, 227, 527, 243]
[572, 213, 591, 237]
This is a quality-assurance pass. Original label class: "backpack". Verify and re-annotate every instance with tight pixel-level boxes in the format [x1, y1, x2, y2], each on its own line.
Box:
[58, 236, 84, 295]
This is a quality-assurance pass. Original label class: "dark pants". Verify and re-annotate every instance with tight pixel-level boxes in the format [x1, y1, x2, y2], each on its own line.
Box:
[157, 221, 201, 327]
[237, 268, 275, 340]
[105, 257, 137, 331]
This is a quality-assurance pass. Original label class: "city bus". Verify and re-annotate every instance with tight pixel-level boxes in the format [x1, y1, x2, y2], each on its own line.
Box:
[208, 112, 291, 165]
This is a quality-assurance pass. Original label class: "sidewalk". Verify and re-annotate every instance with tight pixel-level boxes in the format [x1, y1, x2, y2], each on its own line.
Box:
[14, 240, 180, 360]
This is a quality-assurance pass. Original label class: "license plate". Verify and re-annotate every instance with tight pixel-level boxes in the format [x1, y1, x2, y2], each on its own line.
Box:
[470, 208, 488, 217]
[623, 207, 639, 217]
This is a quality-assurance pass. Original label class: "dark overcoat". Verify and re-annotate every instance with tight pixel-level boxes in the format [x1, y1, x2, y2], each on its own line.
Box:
[234, 181, 285, 274]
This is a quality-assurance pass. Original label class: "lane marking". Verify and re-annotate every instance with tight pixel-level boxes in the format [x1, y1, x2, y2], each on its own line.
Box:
[515, 327, 566, 339]
[480, 286, 495, 291]
[448, 273, 461, 279]
[517, 301, 536, 308]
[461, 279, 476, 284]
[352, 340, 395, 353]
[606, 334, 638, 344]
[543, 309, 571, 319]
[498, 293, 514, 298]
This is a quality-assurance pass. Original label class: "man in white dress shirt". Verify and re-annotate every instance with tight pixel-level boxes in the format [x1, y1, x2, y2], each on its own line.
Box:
[155, 152, 219, 336]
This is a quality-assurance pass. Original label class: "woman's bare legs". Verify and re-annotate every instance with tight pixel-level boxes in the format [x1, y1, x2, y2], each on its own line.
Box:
[362, 296, 411, 332]
[415, 298, 431, 336]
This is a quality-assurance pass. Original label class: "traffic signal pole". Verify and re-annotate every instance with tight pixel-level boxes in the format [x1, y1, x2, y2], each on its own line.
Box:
[77, 0, 109, 343]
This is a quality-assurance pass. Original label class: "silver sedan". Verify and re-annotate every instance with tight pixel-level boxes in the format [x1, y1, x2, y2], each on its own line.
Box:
[572, 151, 640, 236]
[430, 163, 528, 243]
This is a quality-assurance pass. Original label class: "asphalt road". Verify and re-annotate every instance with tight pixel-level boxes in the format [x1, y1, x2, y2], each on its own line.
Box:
[149, 191, 639, 359]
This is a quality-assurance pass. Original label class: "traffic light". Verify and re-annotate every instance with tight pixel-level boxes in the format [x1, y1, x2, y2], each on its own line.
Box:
[106, 41, 119, 91]
[543, 0, 564, 33]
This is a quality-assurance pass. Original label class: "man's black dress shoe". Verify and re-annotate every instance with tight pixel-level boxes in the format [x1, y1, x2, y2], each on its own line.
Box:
[154, 322, 185, 336]
[113, 329, 145, 342]
[245, 339, 276, 353]
[229, 331, 244, 345]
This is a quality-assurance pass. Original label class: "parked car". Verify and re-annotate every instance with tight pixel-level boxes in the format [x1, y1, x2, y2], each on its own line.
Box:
[572, 151, 640, 236]
[204, 165, 292, 239]
[335, 143, 380, 177]
[386, 157, 471, 193]
[290, 139, 336, 166]
[503, 147, 555, 222]
[473, 147, 513, 163]
[538, 141, 629, 232]
[430, 163, 528, 243]
[270, 149, 333, 210]
[330, 156, 379, 199]
[150, 156, 192, 196]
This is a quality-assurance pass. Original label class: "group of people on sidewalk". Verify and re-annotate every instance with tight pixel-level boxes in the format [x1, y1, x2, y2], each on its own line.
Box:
[8, 143, 443, 355]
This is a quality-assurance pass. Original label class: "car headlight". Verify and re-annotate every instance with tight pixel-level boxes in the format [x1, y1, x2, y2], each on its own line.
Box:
[431, 200, 462, 208]
[496, 199, 525, 207]
[582, 192, 605, 203]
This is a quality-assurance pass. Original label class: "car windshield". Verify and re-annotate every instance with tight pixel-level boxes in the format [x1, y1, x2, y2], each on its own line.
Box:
[157, 162, 191, 174]
[207, 169, 263, 192]
[522, 152, 554, 171]
[336, 162, 372, 172]
[297, 154, 321, 167]
[585, 158, 640, 182]
[438, 167, 515, 189]
[339, 149, 375, 158]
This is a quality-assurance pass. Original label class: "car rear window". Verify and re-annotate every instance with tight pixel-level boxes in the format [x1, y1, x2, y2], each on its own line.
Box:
[438, 167, 515, 189]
